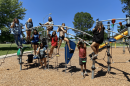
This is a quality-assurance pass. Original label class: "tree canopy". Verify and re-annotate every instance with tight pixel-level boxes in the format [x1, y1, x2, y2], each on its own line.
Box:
[72, 12, 94, 40]
[120, 0, 130, 15]
[0, 0, 27, 29]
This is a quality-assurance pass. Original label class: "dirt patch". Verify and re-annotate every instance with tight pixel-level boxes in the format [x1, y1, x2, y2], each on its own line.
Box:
[0, 47, 130, 86]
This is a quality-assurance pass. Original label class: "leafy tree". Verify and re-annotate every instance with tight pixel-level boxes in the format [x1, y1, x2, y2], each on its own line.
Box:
[72, 12, 94, 40]
[0, 0, 27, 29]
[120, 0, 130, 15]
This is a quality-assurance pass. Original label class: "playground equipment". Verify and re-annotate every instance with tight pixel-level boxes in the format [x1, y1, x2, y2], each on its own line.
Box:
[89, 15, 130, 79]
[2, 15, 130, 80]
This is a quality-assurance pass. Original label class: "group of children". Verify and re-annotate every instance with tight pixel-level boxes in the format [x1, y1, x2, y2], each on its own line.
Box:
[10, 17, 105, 75]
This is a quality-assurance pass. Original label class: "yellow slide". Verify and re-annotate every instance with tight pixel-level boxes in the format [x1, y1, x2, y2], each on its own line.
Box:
[99, 31, 128, 49]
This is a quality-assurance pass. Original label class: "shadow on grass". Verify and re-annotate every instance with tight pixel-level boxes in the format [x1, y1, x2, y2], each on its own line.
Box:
[0, 47, 32, 51]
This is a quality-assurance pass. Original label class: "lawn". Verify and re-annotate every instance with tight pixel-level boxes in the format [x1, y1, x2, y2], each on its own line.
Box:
[0, 42, 127, 56]
[0, 42, 66, 56]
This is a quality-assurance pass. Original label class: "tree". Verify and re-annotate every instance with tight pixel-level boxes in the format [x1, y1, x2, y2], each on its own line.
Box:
[0, 0, 27, 29]
[120, 0, 130, 15]
[72, 12, 94, 40]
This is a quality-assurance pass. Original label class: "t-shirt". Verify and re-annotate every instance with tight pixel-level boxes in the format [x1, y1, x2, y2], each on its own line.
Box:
[33, 34, 39, 42]
[25, 21, 33, 29]
[79, 47, 86, 58]
[47, 21, 54, 25]
[92, 26, 105, 44]
[51, 36, 58, 46]
[37, 47, 47, 57]
[11, 22, 22, 35]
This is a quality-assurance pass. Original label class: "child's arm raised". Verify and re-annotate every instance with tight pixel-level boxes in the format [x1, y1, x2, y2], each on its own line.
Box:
[31, 34, 34, 40]
[10, 22, 15, 28]
[83, 40, 86, 49]
[57, 27, 59, 32]
[61, 27, 67, 33]
[77, 40, 80, 49]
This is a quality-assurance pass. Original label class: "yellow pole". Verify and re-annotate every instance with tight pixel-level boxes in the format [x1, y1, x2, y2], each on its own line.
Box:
[115, 42, 116, 48]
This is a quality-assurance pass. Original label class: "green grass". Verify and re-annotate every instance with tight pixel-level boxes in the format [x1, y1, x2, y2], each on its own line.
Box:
[0, 43, 66, 56]
[0, 42, 127, 56]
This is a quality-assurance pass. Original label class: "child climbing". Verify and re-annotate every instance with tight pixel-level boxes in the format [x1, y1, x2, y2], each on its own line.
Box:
[37, 38, 47, 69]
[44, 17, 54, 36]
[25, 18, 33, 44]
[48, 31, 58, 58]
[57, 23, 74, 56]
[10, 18, 24, 48]
[31, 29, 40, 59]
[77, 40, 88, 76]
[91, 21, 105, 60]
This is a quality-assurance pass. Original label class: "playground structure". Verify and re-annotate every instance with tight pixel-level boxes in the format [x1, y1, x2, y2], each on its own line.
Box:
[1, 15, 130, 80]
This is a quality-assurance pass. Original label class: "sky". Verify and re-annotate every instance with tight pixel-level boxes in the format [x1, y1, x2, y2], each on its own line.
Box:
[17, 0, 127, 38]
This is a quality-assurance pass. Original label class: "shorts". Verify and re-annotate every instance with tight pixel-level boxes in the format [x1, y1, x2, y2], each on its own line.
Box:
[32, 42, 39, 45]
[59, 36, 64, 40]
[79, 57, 87, 65]
[26, 29, 31, 31]
[38, 55, 46, 59]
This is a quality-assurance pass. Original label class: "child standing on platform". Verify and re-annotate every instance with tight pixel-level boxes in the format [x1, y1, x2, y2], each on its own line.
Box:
[10, 18, 24, 48]
[37, 39, 47, 69]
[48, 31, 58, 58]
[77, 40, 87, 76]
[31, 29, 40, 59]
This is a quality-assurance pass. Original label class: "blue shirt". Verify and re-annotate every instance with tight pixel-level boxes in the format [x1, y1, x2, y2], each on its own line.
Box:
[11, 22, 22, 35]
[37, 47, 47, 57]
[25, 21, 33, 29]
[33, 34, 39, 42]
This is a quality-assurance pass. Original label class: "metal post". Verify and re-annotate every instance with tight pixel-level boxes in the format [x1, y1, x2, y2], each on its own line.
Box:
[65, 27, 68, 73]
[20, 47, 22, 70]
[123, 37, 125, 54]
[47, 27, 49, 70]
[126, 15, 130, 52]
[91, 19, 99, 79]
[107, 21, 111, 73]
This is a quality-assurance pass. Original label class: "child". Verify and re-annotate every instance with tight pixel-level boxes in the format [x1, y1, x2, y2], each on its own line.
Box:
[37, 38, 47, 69]
[48, 31, 58, 58]
[77, 40, 87, 76]
[31, 29, 40, 59]
[91, 21, 105, 60]
[44, 17, 54, 36]
[57, 23, 74, 56]
[25, 18, 33, 43]
[10, 18, 24, 48]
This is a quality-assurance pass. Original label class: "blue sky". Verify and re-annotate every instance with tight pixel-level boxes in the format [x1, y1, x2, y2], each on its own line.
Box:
[18, 0, 127, 37]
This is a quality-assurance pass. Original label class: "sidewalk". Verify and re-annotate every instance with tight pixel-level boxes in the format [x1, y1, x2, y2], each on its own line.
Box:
[0, 50, 34, 59]
[0, 46, 128, 59]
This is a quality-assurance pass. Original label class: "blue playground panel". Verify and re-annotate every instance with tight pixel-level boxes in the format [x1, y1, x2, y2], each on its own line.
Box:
[65, 40, 76, 64]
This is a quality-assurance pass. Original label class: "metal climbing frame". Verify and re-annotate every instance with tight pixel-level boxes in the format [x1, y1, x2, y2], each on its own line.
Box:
[99, 18, 129, 22]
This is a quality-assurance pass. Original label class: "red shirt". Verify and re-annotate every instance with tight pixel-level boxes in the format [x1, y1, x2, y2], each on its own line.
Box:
[51, 36, 58, 46]
[79, 47, 86, 58]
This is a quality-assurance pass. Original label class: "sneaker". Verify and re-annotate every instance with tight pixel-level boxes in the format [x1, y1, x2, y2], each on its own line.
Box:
[69, 49, 74, 53]
[92, 54, 98, 60]
[81, 72, 84, 76]
[44, 67, 46, 70]
[56, 53, 60, 57]
[85, 71, 88, 75]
